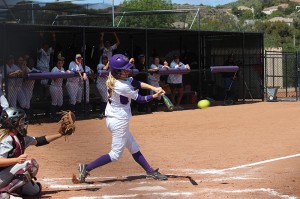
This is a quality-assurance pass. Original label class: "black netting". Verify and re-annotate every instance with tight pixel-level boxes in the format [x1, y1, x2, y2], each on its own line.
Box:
[0, 24, 264, 122]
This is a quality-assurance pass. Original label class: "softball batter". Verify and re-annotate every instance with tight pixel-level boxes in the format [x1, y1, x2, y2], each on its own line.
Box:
[78, 54, 168, 183]
[0, 107, 66, 198]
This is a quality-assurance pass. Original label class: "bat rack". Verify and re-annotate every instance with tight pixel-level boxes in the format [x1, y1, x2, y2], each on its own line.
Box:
[210, 66, 253, 105]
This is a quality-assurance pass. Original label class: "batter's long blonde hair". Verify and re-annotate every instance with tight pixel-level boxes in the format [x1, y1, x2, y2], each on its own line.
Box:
[106, 72, 117, 98]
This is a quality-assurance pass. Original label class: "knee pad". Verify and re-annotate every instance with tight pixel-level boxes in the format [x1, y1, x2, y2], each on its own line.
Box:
[1, 159, 40, 195]
[0, 173, 28, 195]
[15, 159, 39, 180]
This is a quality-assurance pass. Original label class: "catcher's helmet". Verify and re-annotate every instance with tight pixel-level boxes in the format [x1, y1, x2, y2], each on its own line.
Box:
[109, 54, 133, 70]
[0, 107, 27, 130]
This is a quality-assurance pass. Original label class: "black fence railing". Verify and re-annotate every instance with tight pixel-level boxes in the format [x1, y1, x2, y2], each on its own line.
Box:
[265, 50, 298, 101]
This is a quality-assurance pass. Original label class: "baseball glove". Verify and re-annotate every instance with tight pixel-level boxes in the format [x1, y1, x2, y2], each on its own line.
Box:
[58, 111, 76, 137]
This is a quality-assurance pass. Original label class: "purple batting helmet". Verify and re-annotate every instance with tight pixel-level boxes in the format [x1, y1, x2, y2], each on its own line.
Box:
[109, 54, 133, 70]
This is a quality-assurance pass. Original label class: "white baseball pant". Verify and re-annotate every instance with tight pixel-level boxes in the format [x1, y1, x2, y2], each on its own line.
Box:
[66, 82, 79, 105]
[22, 80, 35, 109]
[106, 117, 140, 161]
[49, 85, 63, 106]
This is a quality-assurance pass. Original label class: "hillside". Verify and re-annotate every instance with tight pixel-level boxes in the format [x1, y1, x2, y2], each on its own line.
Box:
[173, 1, 300, 51]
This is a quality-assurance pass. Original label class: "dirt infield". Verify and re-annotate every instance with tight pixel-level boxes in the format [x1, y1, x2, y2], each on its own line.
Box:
[25, 102, 300, 199]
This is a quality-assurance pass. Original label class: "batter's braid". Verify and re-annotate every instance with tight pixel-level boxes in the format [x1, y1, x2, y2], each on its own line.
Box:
[106, 73, 117, 98]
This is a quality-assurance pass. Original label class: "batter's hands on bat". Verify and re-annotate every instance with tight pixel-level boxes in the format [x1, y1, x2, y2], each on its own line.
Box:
[153, 87, 165, 98]
[17, 154, 28, 164]
[154, 86, 165, 94]
[153, 91, 164, 99]
[129, 58, 135, 64]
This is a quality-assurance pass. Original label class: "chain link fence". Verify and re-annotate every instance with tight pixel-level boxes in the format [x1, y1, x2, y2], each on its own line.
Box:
[265, 50, 298, 101]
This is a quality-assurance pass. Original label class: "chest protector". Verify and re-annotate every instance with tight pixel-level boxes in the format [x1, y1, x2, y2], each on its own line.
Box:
[8, 132, 25, 158]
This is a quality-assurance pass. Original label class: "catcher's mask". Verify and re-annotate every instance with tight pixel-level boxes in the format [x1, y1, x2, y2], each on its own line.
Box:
[110, 54, 133, 79]
[0, 107, 28, 136]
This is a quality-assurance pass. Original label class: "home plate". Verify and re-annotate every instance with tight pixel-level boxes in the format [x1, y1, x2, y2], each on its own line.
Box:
[129, 186, 166, 191]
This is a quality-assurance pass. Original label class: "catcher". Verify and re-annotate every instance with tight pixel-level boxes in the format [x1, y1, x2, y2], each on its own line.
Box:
[0, 107, 75, 198]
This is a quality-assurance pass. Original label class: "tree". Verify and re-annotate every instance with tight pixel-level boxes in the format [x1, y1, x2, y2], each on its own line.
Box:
[120, 0, 175, 28]
[231, 6, 241, 16]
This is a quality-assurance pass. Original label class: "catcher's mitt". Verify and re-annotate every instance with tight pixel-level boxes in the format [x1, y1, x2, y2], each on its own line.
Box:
[58, 111, 76, 136]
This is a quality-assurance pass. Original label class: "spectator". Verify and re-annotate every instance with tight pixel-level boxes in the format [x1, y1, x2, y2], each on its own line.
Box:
[36, 32, 56, 86]
[167, 55, 190, 110]
[78, 59, 93, 115]
[21, 55, 38, 119]
[66, 54, 86, 114]
[49, 57, 68, 119]
[135, 54, 149, 113]
[99, 32, 120, 63]
[96, 55, 109, 115]
[148, 56, 169, 112]
[5, 55, 25, 108]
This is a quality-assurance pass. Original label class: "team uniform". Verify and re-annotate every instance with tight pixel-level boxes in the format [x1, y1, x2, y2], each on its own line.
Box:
[148, 63, 164, 111]
[5, 64, 26, 108]
[78, 65, 91, 104]
[36, 47, 54, 85]
[49, 66, 65, 107]
[148, 63, 164, 93]
[105, 77, 140, 160]
[78, 54, 167, 183]
[96, 63, 108, 105]
[66, 61, 82, 110]
[100, 44, 117, 64]
[22, 67, 38, 110]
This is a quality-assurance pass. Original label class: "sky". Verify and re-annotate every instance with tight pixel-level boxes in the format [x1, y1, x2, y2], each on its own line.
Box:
[33, 0, 238, 7]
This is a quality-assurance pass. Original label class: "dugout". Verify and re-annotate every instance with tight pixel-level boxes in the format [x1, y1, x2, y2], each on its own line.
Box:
[0, 23, 264, 116]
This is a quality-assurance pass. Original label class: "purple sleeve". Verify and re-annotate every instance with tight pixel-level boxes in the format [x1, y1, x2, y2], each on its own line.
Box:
[136, 94, 153, 103]
[131, 79, 141, 89]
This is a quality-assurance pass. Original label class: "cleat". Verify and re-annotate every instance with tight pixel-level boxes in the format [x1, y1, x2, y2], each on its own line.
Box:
[146, 169, 168, 181]
[78, 163, 90, 183]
